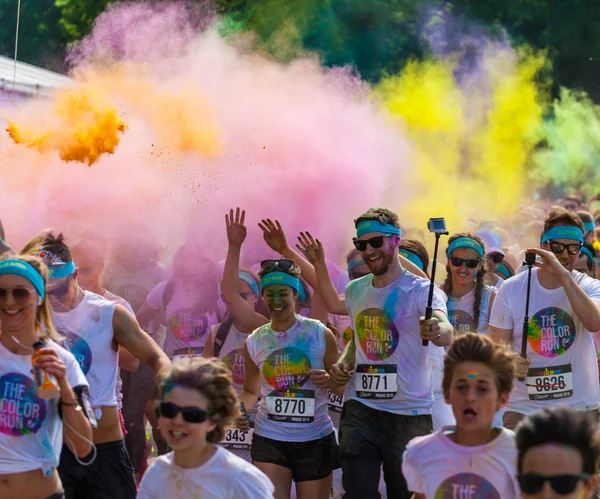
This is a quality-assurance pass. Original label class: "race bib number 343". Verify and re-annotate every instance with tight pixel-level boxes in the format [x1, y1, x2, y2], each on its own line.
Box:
[221, 427, 253, 451]
[266, 389, 315, 423]
[526, 364, 573, 401]
[356, 364, 397, 399]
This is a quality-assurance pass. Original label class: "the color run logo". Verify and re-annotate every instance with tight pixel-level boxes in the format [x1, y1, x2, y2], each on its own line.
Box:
[448, 309, 476, 333]
[528, 307, 576, 357]
[223, 348, 245, 386]
[0, 373, 46, 437]
[61, 331, 93, 375]
[435, 473, 500, 499]
[168, 311, 209, 342]
[355, 308, 399, 361]
[263, 347, 311, 389]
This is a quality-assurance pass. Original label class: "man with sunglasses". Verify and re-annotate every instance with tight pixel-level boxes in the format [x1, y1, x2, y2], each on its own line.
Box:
[332, 208, 453, 499]
[516, 406, 600, 498]
[490, 208, 600, 430]
[36, 232, 170, 499]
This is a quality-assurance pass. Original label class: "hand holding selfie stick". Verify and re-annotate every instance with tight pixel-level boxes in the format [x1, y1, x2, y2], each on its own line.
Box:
[518, 253, 536, 380]
[423, 218, 449, 346]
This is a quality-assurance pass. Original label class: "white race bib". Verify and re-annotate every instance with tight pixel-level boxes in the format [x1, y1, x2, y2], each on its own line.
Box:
[526, 364, 573, 401]
[327, 390, 344, 413]
[266, 389, 315, 423]
[172, 347, 204, 362]
[356, 364, 397, 399]
[221, 426, 253, 451]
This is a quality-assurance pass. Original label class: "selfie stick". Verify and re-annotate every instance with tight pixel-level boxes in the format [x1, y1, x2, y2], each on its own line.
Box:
[423, 229, 449, 346]
[518, 255, 535, 380]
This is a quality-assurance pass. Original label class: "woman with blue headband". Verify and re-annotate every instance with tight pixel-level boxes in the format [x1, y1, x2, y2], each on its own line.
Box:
[0, 253, 92, 499]
[227, 208, 340, 499]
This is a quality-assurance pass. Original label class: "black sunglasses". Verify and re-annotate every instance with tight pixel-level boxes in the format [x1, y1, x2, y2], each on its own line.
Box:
[488, 253, 504, 264]
[518, 473, 590, 495]
[449, 257, 481, 269]
[261, 259, 294, 272]
[548, 241, 582, 256]
[0, 287, 35, 302]
[352, 235, 393, 252]
[158, 401, 210, 424]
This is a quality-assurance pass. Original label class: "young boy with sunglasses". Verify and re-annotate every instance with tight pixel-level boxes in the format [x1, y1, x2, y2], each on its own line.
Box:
[516, 406, 600, 498]
[138, 357, 274, 498]
[490, 207, 600, 429]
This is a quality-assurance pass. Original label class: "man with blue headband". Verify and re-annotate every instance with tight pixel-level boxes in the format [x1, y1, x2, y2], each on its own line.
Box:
[330, 207, 453, 499]
[36, 232, 170, 499]
[490, 207, 600, 430]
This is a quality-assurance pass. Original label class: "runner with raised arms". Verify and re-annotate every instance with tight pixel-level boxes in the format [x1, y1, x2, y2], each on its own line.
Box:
[403, 333, 519, 499]
[234, 211, 340, 499]
[490, 207, 600, 430]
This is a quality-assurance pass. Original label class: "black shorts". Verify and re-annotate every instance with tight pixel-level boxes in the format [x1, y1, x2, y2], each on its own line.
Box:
[251, 432, 339, 483]
[58, 439, 136, 499]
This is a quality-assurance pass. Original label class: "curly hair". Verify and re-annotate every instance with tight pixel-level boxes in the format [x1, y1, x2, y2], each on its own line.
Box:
[443, 232, 487, 331]
[354, 208, 400, 229]
[442, 333, 516, 396]
[159, 357, 239, 443]
[543, 207, 585, 238]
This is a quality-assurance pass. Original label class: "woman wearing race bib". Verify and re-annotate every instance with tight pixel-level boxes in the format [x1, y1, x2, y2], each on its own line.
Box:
[403, 333, 519, 498]
[516, 407, 600, 499]
[0, 254, 93, 499]
[235, 245, 340, 499]
[138, 357, 274, 499]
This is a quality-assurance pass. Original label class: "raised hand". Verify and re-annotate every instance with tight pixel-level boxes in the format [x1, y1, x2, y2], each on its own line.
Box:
[225, 208, 247, 247]
[527, 247, 571, 281]
[258, 218, 288, 254]
[296, 231, 325, 265]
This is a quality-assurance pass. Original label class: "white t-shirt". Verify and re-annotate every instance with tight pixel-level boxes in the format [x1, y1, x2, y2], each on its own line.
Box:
[146, 280, 220, 358]
[447, 285, 496, 335]
[402, 427, 519, 498]
[489, 269, 600, 414]
[137, 446, 274, 499]
[344, 271, 448, 415]
[0, 339, 88, 475]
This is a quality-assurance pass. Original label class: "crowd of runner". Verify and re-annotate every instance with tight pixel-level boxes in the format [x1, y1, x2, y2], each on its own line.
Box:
[2, 196, 600, 499]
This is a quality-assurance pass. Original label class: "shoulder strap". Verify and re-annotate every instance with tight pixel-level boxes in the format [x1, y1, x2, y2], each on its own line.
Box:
[213, 317, 234, 358]
[162, 280, 176, 310]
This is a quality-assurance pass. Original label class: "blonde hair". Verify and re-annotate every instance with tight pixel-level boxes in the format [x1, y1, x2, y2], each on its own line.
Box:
[159, 357, 239, 443]
[0, 253, 60, 341]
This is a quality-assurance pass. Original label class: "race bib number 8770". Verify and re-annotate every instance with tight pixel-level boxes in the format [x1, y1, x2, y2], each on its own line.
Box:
[266, 389, 315, 423]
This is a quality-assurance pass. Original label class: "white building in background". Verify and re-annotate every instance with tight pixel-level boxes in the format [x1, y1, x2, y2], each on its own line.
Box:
[0, 55, 72, 102]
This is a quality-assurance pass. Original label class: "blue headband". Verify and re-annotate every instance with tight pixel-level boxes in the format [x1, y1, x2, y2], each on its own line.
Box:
[48, 261, 76, 280]
[541, 226, 584, 244]
[495, 264, 511, 280]
[356, 220, 402, 238]
[260, 271, 301, 294]
[581, 246, 595, 264]
[239, 271, 259, 297]
[297, 282, 308, 303]
[446, 237, 485, 258]
[347, 254, 365, 273]
[584, 222, 595, 232]
[399, 249, 425, 271]
[0, 259, 45, 299]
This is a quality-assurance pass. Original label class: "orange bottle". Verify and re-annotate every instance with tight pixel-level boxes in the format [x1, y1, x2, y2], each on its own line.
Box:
[31, 338, 60, 400]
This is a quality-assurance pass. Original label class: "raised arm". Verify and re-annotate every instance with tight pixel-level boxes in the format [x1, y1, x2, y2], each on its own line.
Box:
[223, 208, 269, 332]
[297, 231, 348, 316]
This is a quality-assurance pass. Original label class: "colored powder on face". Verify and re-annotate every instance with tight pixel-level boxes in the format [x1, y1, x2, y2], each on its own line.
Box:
[467, 368, 478, 379]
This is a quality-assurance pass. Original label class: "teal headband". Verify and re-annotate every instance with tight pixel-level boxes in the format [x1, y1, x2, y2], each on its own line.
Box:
[581, 246, 595, 265]
[584, 222, 595, 232]
[0, 259, 45, 299]
[356, 220, 402, 238]
[399, 249, 425, 271]
[48, 261, 76, 280]
[260, 271, 301, 295]
[446, 237, 484, 258]
[495, 264, 511, 280]
[348, 254, 365, 273]
[239, 271, 259, 297]
[541, 226, 584, 244]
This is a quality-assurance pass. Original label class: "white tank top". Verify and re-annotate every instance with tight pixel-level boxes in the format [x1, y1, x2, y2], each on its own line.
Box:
[246, 315, 333, 442]
[447, 285, 496, 335]
[52, 291, 118, 411]
[0, 339, 88, 475]
[209, 322, 249, 393]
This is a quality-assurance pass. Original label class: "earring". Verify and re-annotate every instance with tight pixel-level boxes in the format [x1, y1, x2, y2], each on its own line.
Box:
[37, 297, 43, 306]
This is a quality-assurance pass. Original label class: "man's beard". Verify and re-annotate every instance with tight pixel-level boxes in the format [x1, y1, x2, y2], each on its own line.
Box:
[365, 250, 394, 276]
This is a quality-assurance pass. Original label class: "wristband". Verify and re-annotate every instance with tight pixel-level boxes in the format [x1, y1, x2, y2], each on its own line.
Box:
[59, 399, 79, 407]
